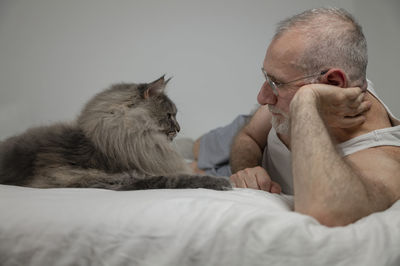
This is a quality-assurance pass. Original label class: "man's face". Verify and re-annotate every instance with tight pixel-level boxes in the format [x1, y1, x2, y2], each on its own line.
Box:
[257, 31, 307, 135]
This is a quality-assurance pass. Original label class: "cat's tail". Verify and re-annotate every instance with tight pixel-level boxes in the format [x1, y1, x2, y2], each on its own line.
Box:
[119, 175, 232, 191]
[0, 133, 38, 185]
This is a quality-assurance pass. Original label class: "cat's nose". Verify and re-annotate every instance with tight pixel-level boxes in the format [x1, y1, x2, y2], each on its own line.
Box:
[174, 120, 180, 132]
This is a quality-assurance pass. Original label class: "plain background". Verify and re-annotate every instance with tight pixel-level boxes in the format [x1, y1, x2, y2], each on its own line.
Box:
[1, 0, 399, 140]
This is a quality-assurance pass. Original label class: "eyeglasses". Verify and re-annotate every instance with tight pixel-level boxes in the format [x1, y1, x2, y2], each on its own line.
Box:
[261, 68, 329, 96]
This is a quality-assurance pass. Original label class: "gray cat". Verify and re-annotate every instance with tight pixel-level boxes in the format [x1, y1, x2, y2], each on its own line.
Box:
[0, 76, 231, 191]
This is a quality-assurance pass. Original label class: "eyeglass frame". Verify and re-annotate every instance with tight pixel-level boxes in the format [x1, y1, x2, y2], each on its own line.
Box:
[261, 67, 329, 96]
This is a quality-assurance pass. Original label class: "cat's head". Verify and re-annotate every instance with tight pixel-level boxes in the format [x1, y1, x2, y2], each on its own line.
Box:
[77, 76, 181, 143]
[138, 75, 180, 140]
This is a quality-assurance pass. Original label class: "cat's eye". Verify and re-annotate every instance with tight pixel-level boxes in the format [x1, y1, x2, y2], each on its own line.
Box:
[167, 113, 176, 119]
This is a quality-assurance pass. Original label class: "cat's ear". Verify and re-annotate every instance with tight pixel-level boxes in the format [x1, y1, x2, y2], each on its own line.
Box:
[143, 75, 172, 99]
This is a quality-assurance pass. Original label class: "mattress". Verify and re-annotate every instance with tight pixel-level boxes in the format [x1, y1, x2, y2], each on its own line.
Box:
[0, 184, 399, 266]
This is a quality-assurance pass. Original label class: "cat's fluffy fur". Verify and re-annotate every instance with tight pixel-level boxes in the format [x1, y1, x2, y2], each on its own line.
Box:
[0, 76, 231, 190]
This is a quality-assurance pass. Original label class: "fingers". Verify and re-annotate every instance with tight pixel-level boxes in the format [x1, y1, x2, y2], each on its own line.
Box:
[340, 101, 370, 128]
[230, 172, 246, 188]
[230, 168, 262, 190]
[244, 172, 261, 190]
[256, 170, 271, 191]
[344, 86, 363, 100]
[340, 89, 371, 118]
[270, 181, 282, 194]
[357, 100, 372, 114]
[229, 166, 279, 193]
[341, 115, 366, 128]
[345, 100, 371, 119]
[302, 85, 372, 129]
[347, 91, 365, 108]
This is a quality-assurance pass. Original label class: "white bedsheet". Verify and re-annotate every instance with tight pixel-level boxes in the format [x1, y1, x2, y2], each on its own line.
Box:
[0, 184, 399, 266]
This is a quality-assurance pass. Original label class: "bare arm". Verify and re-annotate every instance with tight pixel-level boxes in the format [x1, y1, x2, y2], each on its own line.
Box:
[290, 85, 400, 226]
[229, 105, 272, 173]
[229, 106, 282, 192]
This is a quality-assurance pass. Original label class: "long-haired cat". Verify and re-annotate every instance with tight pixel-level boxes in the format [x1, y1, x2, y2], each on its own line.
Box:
[0, 76, 231, 191]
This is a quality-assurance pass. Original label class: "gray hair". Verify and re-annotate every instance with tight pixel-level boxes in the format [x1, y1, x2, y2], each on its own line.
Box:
[274, 7, 368, 86]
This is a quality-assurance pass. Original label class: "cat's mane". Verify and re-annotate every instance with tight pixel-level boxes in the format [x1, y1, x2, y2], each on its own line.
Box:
[77, 79, 191, 176]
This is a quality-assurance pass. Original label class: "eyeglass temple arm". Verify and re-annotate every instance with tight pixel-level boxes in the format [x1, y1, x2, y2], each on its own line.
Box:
[283, 69, 329, 85]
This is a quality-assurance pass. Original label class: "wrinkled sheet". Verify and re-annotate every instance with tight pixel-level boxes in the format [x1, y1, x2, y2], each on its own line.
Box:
[0, 184, 399, 266]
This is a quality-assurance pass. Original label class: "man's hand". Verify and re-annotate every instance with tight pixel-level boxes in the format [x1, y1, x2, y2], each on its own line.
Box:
[230, 166, 282, 193]
[299, 84, 372, 128]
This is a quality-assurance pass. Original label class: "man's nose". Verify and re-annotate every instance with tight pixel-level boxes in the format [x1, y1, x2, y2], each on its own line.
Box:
[257, 81, 277, 105]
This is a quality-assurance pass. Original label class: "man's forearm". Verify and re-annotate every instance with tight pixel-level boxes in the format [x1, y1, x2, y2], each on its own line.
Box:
[290, 90, 372, 226]
[229, 131, 263, 174]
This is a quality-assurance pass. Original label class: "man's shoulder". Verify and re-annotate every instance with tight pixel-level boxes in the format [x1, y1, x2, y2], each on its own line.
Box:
[347, 145, 400, 202]
[379, 145, 400, 161]
[347, 145, 400, 165]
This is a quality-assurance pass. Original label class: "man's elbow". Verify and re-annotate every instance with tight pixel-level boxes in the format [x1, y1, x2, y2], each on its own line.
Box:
[296, 197, 394, 227]
[296, 206, 360, 227]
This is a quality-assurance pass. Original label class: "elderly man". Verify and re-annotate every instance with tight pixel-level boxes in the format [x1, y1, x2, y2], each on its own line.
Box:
[229, 7, 400, 226]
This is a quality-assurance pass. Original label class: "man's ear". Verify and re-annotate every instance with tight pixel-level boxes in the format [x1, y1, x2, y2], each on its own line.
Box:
[320, 68, 348, 88]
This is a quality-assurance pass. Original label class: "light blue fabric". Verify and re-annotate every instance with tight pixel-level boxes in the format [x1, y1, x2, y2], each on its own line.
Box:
[197, 115, 250, 176]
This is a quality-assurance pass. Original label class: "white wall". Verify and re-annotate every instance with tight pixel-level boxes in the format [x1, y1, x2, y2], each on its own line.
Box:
[0, 0, 398, 140]
[353, 0, 400, 116]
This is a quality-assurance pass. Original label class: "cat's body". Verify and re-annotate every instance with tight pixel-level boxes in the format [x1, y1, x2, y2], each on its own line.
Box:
[0, 76, 231, 190]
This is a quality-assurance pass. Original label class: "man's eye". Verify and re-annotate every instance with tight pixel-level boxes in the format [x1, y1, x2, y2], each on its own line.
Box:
[268, 75, 282, 86]
[269, 77, 281, 85]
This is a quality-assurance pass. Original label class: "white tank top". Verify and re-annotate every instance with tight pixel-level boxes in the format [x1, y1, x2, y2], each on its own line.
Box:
[262, 80, 400, 195]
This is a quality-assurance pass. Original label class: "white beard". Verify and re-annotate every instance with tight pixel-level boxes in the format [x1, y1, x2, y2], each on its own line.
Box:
[269, 106, 290, 135]
[271, 115, 290, 135]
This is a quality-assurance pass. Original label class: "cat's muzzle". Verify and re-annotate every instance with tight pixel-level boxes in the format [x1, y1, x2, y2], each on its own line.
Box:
[167, 131, 178, 140]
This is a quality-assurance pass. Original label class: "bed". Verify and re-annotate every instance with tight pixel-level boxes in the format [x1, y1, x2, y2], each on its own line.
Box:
[1, 183, 399, 266]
